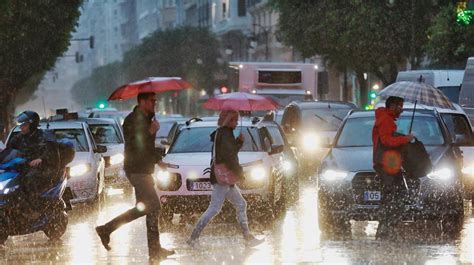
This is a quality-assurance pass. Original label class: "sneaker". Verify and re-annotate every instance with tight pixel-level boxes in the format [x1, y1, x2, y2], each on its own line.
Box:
[149, 247, 175, 261]
[95, 225, 111, 251]
[244, 234, 264, 247]
[186, 238, 199, 248]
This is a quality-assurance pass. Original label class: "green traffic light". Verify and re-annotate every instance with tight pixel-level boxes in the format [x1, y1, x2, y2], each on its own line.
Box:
[99, 103, 105, 109]
[457, 10, 474, 25]
[370, 92, 377, 99]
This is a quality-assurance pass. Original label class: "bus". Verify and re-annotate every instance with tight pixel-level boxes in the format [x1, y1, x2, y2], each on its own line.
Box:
[230, 62, 318, 107]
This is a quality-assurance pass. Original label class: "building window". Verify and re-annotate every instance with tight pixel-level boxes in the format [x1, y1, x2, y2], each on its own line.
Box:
[238, 0, 246, 17]
[222, 3, 226, 19]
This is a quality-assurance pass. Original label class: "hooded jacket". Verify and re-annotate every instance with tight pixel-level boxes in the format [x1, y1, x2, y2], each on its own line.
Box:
[372, 107, 411, 175]
[209, 126, 244, 184]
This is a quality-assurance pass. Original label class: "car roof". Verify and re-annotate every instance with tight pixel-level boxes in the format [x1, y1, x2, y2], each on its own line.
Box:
[12, 121, 86, 132]
[180, 117, 278, 129]
[347, 110, 437, 119]
[288, 100, 358, 109]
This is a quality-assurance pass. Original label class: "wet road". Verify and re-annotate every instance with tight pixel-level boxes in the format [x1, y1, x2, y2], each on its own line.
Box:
[1, 182, 473, 264]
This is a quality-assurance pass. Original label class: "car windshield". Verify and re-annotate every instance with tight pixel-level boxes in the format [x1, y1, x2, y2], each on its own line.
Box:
[53, 129, 89, 152]
[336, 115, 444, 147]
[89, 124, 123, 144]
[156, 121, 175, 138]
[301, 107, 352, 131]
[169, 126, 262, 153]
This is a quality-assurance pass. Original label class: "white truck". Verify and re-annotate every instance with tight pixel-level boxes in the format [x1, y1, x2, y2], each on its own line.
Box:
[230, 62, 318, 107]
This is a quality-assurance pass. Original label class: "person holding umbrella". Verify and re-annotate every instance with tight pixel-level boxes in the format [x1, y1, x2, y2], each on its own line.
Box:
[187, 110, 264, 247]
[372, 96, 415, 240]
[95, 92, 174, 260]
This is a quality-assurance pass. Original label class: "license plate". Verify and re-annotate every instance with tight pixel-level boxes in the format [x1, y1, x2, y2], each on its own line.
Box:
[191, 182, 212, 191]
[364, 191, 381, 201]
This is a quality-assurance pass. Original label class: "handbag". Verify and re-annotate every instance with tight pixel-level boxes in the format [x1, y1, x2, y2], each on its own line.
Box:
[401, 138, 432, 179]
[212, 130, 239, 185]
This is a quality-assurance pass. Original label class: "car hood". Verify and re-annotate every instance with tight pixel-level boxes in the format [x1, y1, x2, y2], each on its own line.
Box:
[322, 145, 449, 172]
[163, 152, 266, 166]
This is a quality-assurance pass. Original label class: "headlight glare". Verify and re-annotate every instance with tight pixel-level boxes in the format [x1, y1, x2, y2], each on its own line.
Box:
[301, 132, 319, 151]
[110, 153, 124, 165]
[69, 164, 91, 177]
[250, 166, 266, 181]
[427, 168, 453, 181]
[156, 170, 170, 185]
[321, 169, 348, 181]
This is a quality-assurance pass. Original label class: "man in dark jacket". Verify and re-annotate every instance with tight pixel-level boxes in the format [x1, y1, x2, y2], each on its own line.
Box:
[372, 96, 414, 240]
[96, 92, 174, 260]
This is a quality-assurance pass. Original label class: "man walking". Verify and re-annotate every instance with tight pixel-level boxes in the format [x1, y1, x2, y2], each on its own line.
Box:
[372, 96, 414, 240]
[96, 92, 174, 260]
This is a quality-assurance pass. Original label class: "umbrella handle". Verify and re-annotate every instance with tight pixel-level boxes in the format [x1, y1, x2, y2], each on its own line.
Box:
[408, 100, 417, 134]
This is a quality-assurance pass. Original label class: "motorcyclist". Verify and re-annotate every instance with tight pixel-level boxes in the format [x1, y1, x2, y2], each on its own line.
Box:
[6, 111, 61, 215]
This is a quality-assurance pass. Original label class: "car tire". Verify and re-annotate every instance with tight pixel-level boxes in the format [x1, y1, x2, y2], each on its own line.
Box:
[43, 211, 68, 241]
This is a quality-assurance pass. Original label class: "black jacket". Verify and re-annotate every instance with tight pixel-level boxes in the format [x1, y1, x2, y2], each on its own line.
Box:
[123, 106, 160, 174]
[210, 126, 244, 184]
[8, 129, 51, 162]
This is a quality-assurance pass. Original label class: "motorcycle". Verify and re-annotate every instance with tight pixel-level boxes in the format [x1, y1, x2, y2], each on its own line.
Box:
[0, 156, 73, 244]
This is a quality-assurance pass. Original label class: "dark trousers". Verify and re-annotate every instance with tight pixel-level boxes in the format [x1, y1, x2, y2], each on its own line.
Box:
[103, 173, 162, 252]
[376, 172, 406, 237]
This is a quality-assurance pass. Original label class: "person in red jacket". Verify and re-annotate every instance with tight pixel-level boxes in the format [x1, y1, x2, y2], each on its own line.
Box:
[372, 96, 414, 240]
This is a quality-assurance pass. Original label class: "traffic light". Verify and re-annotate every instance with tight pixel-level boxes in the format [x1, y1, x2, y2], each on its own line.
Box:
[96, 101, 107, 109]
[457, 0, 474, 25]
[370, 91, 377, 99]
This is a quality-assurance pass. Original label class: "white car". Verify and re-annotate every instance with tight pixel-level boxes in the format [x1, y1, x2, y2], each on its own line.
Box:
[82, 118, 127, 188]
[8, 121, 107, 204]
[156, 118, 298, 222]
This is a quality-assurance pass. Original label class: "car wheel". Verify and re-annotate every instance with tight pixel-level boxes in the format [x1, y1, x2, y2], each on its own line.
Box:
[44, 211, 68, 241]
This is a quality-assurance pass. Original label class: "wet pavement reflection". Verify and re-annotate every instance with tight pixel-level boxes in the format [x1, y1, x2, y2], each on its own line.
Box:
[1, 182, 473, 264]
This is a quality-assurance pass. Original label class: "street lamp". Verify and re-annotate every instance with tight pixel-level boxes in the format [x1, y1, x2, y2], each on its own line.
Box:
[252, 23, 270, 61]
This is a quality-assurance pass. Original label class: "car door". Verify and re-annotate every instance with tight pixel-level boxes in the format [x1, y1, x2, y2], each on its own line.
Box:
[84, 123, 105, 189]
[265, 125, 287, 200]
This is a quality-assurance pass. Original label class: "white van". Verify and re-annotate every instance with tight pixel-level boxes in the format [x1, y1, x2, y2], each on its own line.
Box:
[459, 57, 474, 107]
[396, 70, 464, 103]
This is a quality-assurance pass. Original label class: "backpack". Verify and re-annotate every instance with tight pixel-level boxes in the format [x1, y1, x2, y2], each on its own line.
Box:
[401, 139, 432, 178]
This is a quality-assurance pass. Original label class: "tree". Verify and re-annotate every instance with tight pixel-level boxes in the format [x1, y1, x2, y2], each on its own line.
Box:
[0, 0, 81, 135]
[426, 4, 474, 68]
[271, 0, 453, 106]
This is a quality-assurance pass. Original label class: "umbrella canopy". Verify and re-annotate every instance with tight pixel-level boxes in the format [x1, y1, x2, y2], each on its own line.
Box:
[108, 77, 192, 101]
[378, 81, 455, 109]
[202, 92, 279, 111]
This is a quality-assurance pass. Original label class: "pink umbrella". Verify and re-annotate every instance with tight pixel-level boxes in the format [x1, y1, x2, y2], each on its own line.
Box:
[202, 92, 279, 111]
[108, 77, 192, 101]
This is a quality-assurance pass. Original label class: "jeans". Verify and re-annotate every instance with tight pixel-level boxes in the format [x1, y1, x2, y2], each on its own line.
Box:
[102, 173, 162, 252]
[190, 184, 250, 240]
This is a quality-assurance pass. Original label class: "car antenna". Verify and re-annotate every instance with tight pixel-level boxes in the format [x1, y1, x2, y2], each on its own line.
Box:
[42, 96, 50, 129]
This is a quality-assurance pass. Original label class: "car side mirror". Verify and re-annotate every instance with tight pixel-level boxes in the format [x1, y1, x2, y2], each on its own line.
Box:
[95, 145, 107, 154]
[160, 139, 170, 146]
[269, 144, 284, 155]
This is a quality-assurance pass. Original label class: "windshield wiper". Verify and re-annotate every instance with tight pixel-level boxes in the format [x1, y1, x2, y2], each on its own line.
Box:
[314, 113, 330, 124]
[332, 114, 343, 121]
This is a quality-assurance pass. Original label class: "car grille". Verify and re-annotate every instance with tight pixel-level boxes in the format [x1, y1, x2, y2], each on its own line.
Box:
[351, 172, 381, 205]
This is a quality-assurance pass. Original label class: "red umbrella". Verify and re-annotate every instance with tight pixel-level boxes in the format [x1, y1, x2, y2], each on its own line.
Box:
[202, 92, 279, 111]
[108, 77, 192, 101]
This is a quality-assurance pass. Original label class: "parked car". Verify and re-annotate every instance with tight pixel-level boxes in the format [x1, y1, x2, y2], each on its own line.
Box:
[7, 121, 107, 204]
[156, 118, 298, 223]
[88, 108, 126, 126]
[280, 100, 357, 178]
[317, 109, 468, 236]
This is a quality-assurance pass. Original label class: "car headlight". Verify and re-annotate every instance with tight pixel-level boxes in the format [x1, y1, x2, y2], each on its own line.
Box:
[109, 153, 124, 165]
[249, 166, 267, 181]
[301, 132, 319, 152]
[320, 169, 348, 181]
[462, 165, 474, 175]
[69, 164, 91, 177]
[156, 170, 170, 185]
[427, 168, 453, 181]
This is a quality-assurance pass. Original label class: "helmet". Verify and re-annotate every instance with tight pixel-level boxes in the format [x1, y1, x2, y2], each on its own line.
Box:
[16, 111, 40, 131]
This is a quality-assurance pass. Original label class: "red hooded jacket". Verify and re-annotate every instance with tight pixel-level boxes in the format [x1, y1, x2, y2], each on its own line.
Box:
[372, 107, 411, 174]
